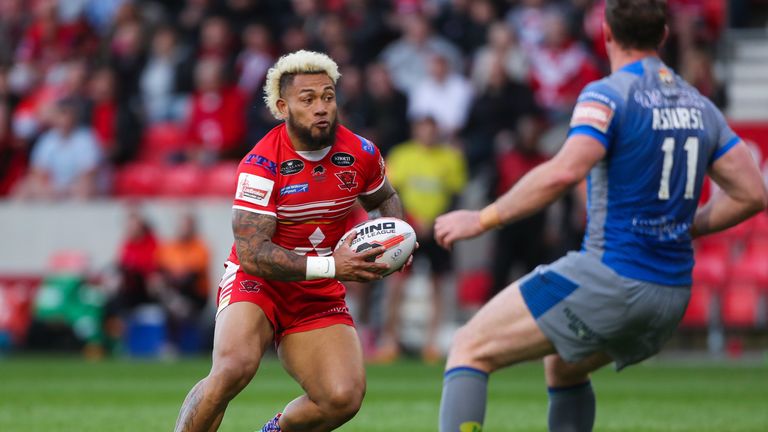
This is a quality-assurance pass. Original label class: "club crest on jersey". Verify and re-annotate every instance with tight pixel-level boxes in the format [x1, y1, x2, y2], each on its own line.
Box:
[335, 170, 358, 191]
[331, 152, 355, 167]
[659, 67, 674, 85]
[312, 165, 327, 182]
[239, 280, 261, 293]
[280, 159, 305, 175]
[244, 154, 278, 176]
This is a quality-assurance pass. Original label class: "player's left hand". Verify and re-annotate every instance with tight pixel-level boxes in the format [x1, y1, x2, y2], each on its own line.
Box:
[434, 210, 485, 250]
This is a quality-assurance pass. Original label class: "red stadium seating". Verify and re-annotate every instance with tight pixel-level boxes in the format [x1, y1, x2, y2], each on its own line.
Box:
[157, 164, 205, 197]
[681, 286, 714, 328]
[139, 123, 186, 162]
[729, 252, 768, 286]
[693, 251, 729, 287]
[751, 212, 768, 240]
[201, 162, 239, 197]
[113, 162, 163, 196]
[720, 283, 764, 328]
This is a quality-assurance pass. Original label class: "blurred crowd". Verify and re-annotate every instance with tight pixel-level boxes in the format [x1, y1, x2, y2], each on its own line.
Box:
[0, 0, 734, 199]
[0, 0, 749, 359]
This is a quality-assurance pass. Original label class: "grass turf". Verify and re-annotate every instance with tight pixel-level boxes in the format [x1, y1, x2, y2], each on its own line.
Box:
[0, 356, 766, 431]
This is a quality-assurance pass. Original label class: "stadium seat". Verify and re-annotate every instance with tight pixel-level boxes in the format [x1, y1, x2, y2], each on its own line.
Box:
[751, 212, 768, 240]
[695, 235, 732, 258]
[681, 285, 714, 328]
[720, 283, 764, 329]
[157, 164, 205, 197]
[139, 122, 187, 162]
[201, 162, 239, 196]
[113, 162, 163, 196]
[692, 251, 729, 287]
[728, 252, 768, 286]
[457, 269, 492, 307]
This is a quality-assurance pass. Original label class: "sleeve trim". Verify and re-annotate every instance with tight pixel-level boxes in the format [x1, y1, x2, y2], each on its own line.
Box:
[710, 137, 741, 165]
[568, 126, 610, 149]
[232, 206, 277, 217]
[360, 177, 386, 196]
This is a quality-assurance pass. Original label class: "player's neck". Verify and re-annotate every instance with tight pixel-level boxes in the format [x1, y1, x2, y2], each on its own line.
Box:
[610, 49, 658, 73]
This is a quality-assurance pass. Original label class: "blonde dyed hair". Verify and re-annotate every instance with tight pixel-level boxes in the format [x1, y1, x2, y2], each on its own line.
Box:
[263, 50, 341, 120]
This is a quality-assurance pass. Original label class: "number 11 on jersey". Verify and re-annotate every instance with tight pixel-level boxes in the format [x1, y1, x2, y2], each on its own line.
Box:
[658, 136, 699, 200]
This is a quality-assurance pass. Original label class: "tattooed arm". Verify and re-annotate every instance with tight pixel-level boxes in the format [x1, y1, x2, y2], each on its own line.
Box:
[233, 209, 389, 281]
[358, 179, 404, 220]
[233, 209, 307, 281]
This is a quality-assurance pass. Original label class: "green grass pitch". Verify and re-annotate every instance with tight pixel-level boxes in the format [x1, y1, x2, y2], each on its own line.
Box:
[0, 357, 766, 431]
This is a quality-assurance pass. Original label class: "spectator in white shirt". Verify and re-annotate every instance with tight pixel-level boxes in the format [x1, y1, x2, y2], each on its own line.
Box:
[408, 53, 473, 138]
[14, 98, 101, 200]
[380, 13, 463, 94]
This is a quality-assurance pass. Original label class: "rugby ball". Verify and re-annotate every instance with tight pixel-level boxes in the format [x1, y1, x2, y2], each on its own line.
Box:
[335, 217, 417, 276]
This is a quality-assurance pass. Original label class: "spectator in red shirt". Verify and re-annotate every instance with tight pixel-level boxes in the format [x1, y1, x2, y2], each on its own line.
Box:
[87, 66, 142, 164]
[185, 58, 247, 162]
[528, 10, 601, 120]
[113, 210, 159, 312]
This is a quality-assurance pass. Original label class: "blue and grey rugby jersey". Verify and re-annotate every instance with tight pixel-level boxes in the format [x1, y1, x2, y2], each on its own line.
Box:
[568, 56, 740, 286]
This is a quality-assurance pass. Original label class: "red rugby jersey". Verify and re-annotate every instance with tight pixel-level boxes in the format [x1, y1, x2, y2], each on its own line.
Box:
[228, 123, 385, 272]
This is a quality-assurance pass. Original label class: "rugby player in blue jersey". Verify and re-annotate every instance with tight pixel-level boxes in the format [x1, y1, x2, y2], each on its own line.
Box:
[434, 1, 768, 431]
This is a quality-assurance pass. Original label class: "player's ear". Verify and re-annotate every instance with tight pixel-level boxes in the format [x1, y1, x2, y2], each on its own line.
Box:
[659, 25, 670, 48]
[602, 21, 613, 45]
[276, 98, 288, 118]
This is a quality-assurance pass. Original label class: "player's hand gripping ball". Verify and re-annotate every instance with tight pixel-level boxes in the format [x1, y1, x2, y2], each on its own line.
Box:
[335, 217, 417, 276]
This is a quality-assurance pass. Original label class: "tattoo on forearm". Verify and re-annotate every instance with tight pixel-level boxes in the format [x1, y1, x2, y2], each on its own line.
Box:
[377, 192, 404, 220]
[233, 210, 307, 281]
[175, 380, 205, 432]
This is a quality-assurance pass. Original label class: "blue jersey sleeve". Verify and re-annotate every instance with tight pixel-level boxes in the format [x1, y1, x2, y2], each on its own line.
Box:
[706, 99, 741, 165]
[567, 81, 624, 150]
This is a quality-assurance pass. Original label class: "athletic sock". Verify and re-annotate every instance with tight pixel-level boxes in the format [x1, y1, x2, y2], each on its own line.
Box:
[439, 366, 488, 432]
[547, 381, 595, 432]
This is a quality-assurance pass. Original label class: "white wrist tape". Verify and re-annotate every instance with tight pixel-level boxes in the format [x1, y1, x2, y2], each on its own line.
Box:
[306, 256, 336, 280]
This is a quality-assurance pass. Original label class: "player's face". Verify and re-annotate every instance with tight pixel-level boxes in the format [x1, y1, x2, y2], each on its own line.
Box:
[283, 73, 339, 150]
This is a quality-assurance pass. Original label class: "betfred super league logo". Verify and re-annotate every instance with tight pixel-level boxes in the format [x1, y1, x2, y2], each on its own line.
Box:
[335, 171, 358, 191]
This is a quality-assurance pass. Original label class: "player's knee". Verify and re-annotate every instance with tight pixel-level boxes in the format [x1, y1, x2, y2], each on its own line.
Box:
[319, 381, 365, 423]
[207, 354, 260, 403]
[446, 325, 493, 372]
[545, 356, 588, 387]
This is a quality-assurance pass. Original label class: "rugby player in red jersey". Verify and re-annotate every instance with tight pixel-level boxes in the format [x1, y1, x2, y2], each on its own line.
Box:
[174, 50, 407, 432]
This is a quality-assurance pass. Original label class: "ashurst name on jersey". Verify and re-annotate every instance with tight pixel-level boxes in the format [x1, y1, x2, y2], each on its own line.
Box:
[651, 107, 704, 130]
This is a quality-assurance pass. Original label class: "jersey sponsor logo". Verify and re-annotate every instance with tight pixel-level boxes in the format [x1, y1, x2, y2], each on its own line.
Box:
[280, 183, 309, 196]
[244, 154, 277, 176]
[280, 159, 305, 175]
[331, 152, 355, 167]
[239, 280, 261, 293]
[312, 165, 327, 182]
[335, 170, 358, 191]
[570, 101, 614, 133]
[235, 173, 274, 206]
[357, 135, 375, 155]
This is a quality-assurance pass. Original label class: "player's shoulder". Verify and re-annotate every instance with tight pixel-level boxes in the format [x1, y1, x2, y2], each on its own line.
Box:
[335, 124, 380, 159]
[237, 124, 285, 177]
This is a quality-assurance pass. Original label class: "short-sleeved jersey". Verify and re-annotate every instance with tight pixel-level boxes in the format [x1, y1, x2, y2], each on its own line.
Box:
[568, 57, 740, 286]
[228, 123, 385, 286]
